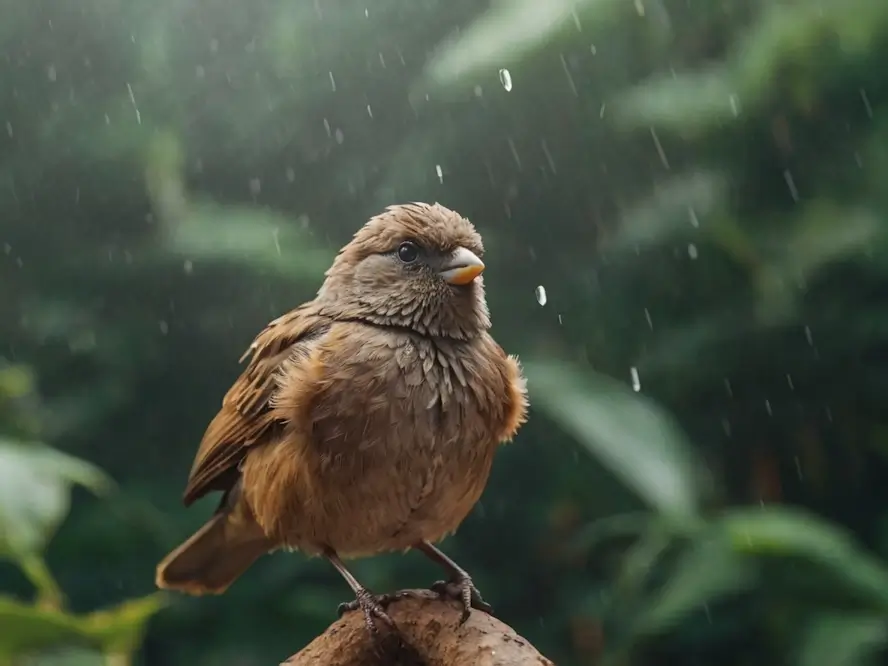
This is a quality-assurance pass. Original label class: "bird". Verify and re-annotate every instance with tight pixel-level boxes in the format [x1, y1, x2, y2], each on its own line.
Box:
[155, 202, 528, 632]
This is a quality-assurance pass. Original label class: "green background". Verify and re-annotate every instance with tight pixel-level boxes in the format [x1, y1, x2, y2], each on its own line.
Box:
[3, 0, 888, 664]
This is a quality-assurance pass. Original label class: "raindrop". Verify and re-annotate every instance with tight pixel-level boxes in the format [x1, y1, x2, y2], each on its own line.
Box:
[47, 64, 57, 81]
[334, 128, 344, 144]
[328, 71, 336, 92]
[5, 121, 12, 137]
[249, 178, 261, 195]
[729, 94, 740, 116]
[126, 82, 141, 125]
[473, 85, 483, 97]
[541, 140, 556, 174]
[650, 128, 669, 169]
[435, 164, 443, 183]
[687, 243, 698, 259]
[498, 68, 513, 92]
[559, 54, 577, 96]
[285, 167, 295, 182]
[783, 170, 799, 201]
[630, 367, 641, 392]
[183, 260, 193, 274]
[159, 320, 169, 335]
[860, 88, 873, 118]
[507, 138, 521, 168]
[535, 285, 547, 306]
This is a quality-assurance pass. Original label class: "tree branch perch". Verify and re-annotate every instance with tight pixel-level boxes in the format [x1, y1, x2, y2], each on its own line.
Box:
[282, 589, 554, 666]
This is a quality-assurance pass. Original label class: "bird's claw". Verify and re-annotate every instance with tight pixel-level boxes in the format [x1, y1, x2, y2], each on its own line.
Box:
[430, 575, 492, 624]
[336, 588, 400, 633]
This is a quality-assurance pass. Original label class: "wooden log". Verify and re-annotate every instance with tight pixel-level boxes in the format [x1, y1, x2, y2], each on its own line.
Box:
[282, 589, 554, 666]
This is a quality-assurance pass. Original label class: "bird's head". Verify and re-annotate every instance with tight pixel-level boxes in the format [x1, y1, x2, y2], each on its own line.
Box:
[316, 202, 490, 339]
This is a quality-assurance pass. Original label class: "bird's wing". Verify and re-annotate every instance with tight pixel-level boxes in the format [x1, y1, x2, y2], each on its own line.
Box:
[182, 304, 329, 506]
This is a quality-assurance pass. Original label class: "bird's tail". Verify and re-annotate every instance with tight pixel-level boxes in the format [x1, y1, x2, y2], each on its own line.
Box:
[155, 509, 272, 595]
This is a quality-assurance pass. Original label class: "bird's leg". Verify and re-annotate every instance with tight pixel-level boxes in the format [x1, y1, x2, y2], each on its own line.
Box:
[326, 549, 399, 632]
[415, 540, 492, 623]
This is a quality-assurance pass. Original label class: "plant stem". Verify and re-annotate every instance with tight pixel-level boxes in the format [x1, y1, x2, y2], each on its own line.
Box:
[17, 552, 64, 610]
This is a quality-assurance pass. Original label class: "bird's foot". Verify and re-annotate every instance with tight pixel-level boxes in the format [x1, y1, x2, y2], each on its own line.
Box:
[430, 575, 493, 624]
[336, 588, 402, 633]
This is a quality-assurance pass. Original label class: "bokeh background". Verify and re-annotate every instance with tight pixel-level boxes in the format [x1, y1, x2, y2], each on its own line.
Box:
[4, 0, 888, 664]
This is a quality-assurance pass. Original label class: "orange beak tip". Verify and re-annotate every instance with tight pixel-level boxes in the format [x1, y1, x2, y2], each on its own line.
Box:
[439, 247, 485, 285]
[441, 264, 485, 285]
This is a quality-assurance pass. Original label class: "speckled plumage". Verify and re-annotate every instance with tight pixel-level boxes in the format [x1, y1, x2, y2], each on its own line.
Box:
[155, 202, 528, 625]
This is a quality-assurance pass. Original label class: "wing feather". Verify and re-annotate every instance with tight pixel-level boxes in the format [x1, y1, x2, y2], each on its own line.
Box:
[182, 305, 329, 506]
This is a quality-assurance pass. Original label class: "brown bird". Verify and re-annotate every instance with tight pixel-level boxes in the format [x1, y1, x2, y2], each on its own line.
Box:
[155, 202, 528, 631]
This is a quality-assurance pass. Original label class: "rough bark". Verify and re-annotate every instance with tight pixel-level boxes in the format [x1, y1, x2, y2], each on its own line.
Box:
[282, 589, 554, 666]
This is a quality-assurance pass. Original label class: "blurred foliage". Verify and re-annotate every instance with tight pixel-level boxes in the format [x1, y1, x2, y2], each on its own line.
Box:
[3, 0, 888, 664]
[0, 368, 163, 665]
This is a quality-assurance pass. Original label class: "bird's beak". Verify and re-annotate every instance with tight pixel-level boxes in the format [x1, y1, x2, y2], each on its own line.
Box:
[439, 247, 485, 285]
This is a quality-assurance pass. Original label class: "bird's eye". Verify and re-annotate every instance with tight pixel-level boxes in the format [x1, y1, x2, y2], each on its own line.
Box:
[397, 241, 420, 264]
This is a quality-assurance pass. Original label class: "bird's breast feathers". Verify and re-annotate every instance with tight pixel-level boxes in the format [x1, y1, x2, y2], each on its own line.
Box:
[274, 322, 525, 458]
[243, 322, 527, 553]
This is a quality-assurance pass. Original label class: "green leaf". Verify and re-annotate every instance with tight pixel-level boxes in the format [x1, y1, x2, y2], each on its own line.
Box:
[571, 511, 653, 553]
[720, 507, 888, 611]
[797, 613, 888, 666]
[0, 440, 114, 559]
[524, 359, 705, 519]
[18, 647, 107, 666]
[424, 0, 580, 89]
[79, 594, 166, 655]
[0, 596, 88, 658]
[0, 364, 37, 401]
[160, 199, 331, 282]
[632, 535, 756, 638]
[611, 65, 742, 134]
[0, 594, 165, 659]
[423, 0, 627, 92]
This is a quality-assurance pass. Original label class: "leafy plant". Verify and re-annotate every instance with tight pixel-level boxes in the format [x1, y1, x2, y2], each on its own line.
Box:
[531, 356, 888, 665]
[0, 370, 164, 665]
